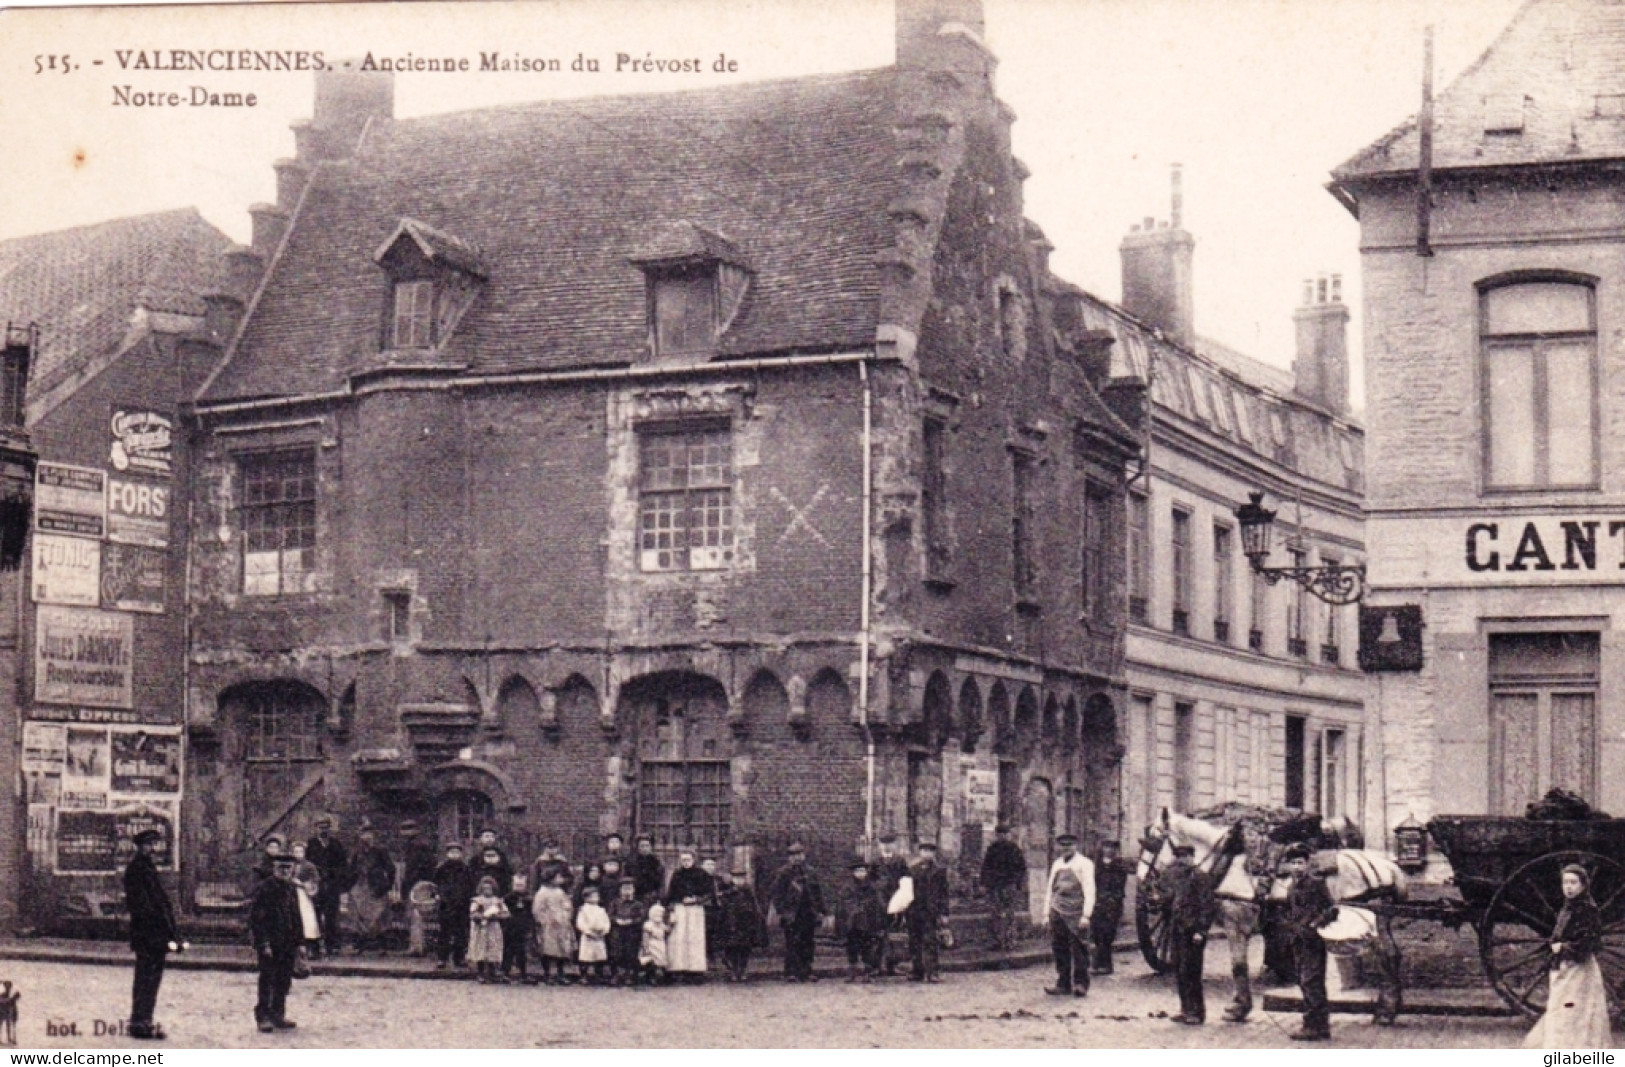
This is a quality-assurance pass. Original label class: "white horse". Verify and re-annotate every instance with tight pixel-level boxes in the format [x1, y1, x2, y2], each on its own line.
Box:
[1138, 808, 1407, 1022]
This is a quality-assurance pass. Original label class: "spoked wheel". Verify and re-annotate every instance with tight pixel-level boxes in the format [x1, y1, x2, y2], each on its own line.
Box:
[1478, 850, 1625, 1020]
[1135, 870, 1174, 974]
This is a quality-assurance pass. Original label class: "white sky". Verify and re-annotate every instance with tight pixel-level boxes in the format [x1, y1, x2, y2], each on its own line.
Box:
[0, 0, 1526, 407]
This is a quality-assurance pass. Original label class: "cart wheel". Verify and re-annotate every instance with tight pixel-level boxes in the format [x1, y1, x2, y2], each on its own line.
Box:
[1479, 850, 1625, 1021]
[1135, 872, 1174, 974]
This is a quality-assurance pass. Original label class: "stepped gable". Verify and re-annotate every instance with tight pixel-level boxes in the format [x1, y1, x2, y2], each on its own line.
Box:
[205, 69, 901, 404]
[0, 208, 230, 400]
[1334, 0, 1625, 182]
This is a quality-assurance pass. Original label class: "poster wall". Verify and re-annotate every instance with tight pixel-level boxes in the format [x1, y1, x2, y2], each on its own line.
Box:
[23, 722, 181, 873]
[35, 463, 106, 539]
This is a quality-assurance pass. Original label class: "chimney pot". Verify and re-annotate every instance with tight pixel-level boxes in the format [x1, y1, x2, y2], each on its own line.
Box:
[1143, 216, 1155, 231]
[1170, 163, 1184, 229]
[1317, 276, 1329, 304]
[1331, 274, 1343, 303]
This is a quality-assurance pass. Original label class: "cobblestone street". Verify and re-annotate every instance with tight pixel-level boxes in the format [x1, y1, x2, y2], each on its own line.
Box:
[3, 950, 1530, 1049]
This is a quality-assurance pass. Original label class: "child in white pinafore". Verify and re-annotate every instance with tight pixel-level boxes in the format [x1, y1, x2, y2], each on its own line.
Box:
[640, 901, 671, 985]
[575, 885, 610, 985]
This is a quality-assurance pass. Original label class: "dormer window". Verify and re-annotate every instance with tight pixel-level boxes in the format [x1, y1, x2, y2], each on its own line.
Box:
[393, 280, 435, 349]
[374, 218, 487, 354]
[652, 267, 718, 357]
[630, 220, 751, 363]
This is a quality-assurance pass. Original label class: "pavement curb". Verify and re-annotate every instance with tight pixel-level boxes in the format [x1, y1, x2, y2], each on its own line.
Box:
[0, 938, 1074, 982]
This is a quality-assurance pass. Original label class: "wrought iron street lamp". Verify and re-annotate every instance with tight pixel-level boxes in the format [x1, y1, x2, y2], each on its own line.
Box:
[1232, 490, 1366, 606]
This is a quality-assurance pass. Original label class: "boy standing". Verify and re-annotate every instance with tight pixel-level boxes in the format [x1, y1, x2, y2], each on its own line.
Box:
[840, 860, 887, 981]
[1281, 844, 1336, 1041]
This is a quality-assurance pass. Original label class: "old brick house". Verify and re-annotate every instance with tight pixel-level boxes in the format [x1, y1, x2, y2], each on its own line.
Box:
[0, 209, 233, 930]
[182, 0, 1141, 901]
[1333, 0, 1625, 854]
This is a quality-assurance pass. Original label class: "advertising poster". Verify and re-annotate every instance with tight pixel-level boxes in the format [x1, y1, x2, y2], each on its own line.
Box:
[108, 408, 174, 479]
[964, 768, 999, 825]
[105, 475, 170, 548]
[22, 722, 182, 874]
[34, 605, 134, 708]
[110, 729, 182, 793]
[34, 462, 106, 539]
[31, 532, 101, 606]
[101, 541, 167, 614]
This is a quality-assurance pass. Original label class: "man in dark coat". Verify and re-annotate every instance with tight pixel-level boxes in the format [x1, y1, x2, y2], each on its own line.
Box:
[304, 816, 349, 958]
[979, 824, 1027, 951]
[433, 843, 474, 968]
[1092, 839, 1131, 975]
[249, 852, 304, 1033]
[872, 833, 911, 976]
[628, 834, 665, 903]
[1281, 844, 1336, 1041]
[123, 829, 177, 1040]
[768, 842, 826, 982]
[1166, 843, 1219, 1025]
[906, 841, 951, 983]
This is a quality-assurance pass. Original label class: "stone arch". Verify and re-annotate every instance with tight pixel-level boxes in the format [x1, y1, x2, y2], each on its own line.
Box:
[957, 676, 984, 754]
[989, 680, 1013, 756]
[538, 673, 599, 740]
[804, 668, 851, 728]
[917, 670, 954, 750]
[1014, 686, 1040, 757]
[742, 668, 790, 729]
[618, 672, 734, 851]
[1082, 693, 1121, 843]
[496, 674, 541, 732]
[1041, 693, 1062, 752]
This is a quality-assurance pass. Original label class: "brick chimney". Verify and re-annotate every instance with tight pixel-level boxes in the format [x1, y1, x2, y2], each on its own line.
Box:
[1292, 273, 1350, 414]
[1119, 164, 1195, 347]
[292, 66, 394, 164]
[895, 0, 993, 92]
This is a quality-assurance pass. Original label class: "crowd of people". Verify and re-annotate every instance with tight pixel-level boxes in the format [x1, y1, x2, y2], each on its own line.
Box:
[122, 814, 1417, 1045]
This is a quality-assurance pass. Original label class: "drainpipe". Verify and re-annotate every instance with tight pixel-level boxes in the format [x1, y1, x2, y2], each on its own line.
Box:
[859, 358, 876, 856]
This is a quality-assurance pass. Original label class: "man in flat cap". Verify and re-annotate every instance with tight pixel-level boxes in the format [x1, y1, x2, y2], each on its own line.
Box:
[1043, 833, 1095, 997]
[250, 850, 304, 1033]
[980, 824, 1027, 951]
[123, 828, 176, 1039]
[1167, 842, 1219, 1024]
[768, 842, 826, 982]
[906, 841, 951, 983]
[1092, 839, 1131, 975]
[1281, 843, 1336, 1041]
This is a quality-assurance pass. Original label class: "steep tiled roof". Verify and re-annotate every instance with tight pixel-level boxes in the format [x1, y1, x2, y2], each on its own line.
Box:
[1334, 0, 1625, 182]
[0, 209, 230, 399]
[204, 70, 899, 403]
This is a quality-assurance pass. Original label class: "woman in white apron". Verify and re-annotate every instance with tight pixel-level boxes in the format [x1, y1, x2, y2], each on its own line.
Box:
[665, 849, 715, 980]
